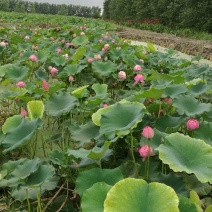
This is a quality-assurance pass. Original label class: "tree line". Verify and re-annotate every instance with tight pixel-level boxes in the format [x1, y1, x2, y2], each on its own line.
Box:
[0, 0, 101, 18]
[103, 0, 212, 33]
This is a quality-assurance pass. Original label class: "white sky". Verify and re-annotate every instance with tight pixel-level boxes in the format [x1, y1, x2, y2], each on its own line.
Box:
[25, 0, 104, 8]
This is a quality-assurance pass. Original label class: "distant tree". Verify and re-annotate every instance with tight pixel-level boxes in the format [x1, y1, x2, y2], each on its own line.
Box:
[0, 0, 9, 12]
[58, 4, 68, 16]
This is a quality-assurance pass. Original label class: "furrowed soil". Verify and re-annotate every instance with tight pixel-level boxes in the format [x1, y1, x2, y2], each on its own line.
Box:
[115, 27, 212, 61]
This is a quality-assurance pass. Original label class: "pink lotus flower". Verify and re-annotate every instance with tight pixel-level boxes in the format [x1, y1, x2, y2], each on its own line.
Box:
[0, 41, 7, 47]
[142, 126, 154, 139]
[134, 74, 145, 85]
[66, 42, 72, 47]
[69, 75, 74, 82]
[16, 81, 25, 87]
[102, 103, 108, 108]
[118, 71, 126, 80]
[50, 67, 59, 77]
[99, 39, 103, 43]
[139, 145, 155, 162]
[21, 108, 27, 117]
[42, 80, 50, 91]
[104, 44, 110, 50]
[56, 48, 62, 53]
[133, 65, 142, 72]
[61, 39, 65, 43]
[87, 57, 93, 63]
[94, 54, 101, 60]
[187, 119, 199, 131]
[29, 54, 38, 61]
[24, 35, 30, 40]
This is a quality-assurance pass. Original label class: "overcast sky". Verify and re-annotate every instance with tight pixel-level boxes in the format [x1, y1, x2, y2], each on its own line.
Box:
[25, 0, 104, 8]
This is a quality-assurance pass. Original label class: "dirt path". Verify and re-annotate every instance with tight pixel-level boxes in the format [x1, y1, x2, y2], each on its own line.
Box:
[115, 27, 212, 61]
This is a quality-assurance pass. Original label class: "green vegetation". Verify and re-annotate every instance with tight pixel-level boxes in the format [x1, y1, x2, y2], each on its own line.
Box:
[0, 0, 101, 18]
[103, 0, 212, 34]
[0, 11, 212, 212]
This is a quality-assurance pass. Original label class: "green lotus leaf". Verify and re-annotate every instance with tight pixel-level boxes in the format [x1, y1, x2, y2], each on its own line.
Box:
[37, 50, 49, 62]
[6, 87, 27, 99]
[62, 64, 87, 75]
[0, 64, 13, 77]
[81, 182, 112, 212]
[162, 84, 188, 98]
[100, 102, 147, 138]
[26, 164, 57, 187]
[178, 195, 198, 212]
[189, 191, 202, 212]
[11, 157, 40, 179]
[188, 83, 211, 96]
[27, 100, 44, 120]
[183, 175, 212, 197]
[173, 95, 211, 116]
[48, 81, 66, 95]
[109, 49, 123, 61]
[5, 65, 28, 81]
[187, 65, 210, 78]
[156, 173, 189, 196]
[2, 115, 23, 134]
[155, 115, 185, 132]
[135, 88, 164, 99]
[88, 141, 112, 160]
[34, 69, 48, 80]
[68, 141, 112, 161]
[47, 92, 78, 116]
[157, 133, 212, 183]
[72, 36, 88, 46]
[71, 121, 102, 145]
[2, 119, 41, 153]
[71, 85, 89, 98]
[193, 121, 212, 146]
[12, 175, 58, 201]
[147, 42, 156, 52]
[76, 168, 123, 196]
[1, 158, 27, 176]
[68, 148, 89, 159]
[205, 205, 212, 212]
[92, 61, 117, 77]
[51, 56, 66, 66]
[104, 178, 179, 212]
[147, 70, 173, 82]
[185, 78, 202, 88]
[151, 80, 172, 89]
[92, 104, 115, 126]
[91, 83, 108, 99]
[71, 46, 87, 61]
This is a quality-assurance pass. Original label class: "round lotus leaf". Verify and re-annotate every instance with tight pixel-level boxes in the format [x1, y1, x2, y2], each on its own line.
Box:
[157, 133, 212, 183]
[81, 182, 112, 212]
[104, 178, 179, 212]
[2, 115, 23, 134]
[100, 102, 147, 138]
[47, 92, 78, 116]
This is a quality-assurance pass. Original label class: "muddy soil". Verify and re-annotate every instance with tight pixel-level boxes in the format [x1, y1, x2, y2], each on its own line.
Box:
[115, 27, 212, 61]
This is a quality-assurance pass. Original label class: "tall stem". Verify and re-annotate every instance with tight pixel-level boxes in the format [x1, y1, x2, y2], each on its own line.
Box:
[130, 131, 138, 177]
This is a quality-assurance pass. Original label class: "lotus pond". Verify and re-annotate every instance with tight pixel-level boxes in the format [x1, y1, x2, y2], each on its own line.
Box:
[0, 12, 212, 212]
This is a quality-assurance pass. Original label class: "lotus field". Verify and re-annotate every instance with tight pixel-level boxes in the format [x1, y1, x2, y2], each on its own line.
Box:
[0, 12, 212, 211]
